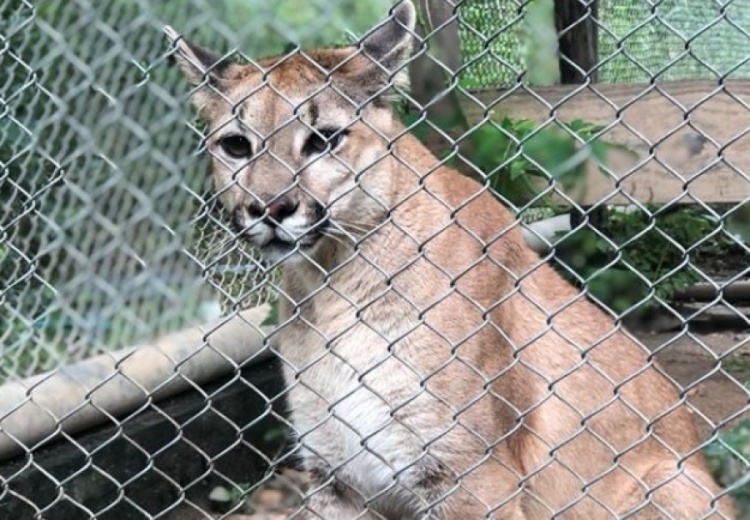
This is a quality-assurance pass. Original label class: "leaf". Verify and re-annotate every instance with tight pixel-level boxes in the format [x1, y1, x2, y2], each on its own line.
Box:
[589, 140, 609, 166]
[586, 267, 647, 313]
[521, 128, 593, 195]
[726, 201, 750, 245]
[508, 159, 529, 180]
[566, 119, 589, 133]
[522, 128, 578, 177]
[503, 117, 535, 137]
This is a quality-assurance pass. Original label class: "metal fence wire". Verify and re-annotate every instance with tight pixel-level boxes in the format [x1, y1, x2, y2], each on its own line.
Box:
[1, 0, 749, 519]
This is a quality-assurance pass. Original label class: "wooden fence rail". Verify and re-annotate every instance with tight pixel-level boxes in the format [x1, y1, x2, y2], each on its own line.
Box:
[456, 81, 750, 206]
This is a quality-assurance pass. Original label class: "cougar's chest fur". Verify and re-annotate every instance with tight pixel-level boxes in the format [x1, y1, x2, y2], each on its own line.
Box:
[276, 250, 440, 500]
[271, 184, 528, 511]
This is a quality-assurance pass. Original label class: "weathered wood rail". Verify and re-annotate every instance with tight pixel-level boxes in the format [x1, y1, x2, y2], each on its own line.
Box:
[0, 358, 287, 520]
[454, 80, 750, 206]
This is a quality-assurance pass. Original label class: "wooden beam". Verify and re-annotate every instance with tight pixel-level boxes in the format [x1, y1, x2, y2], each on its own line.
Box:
[459, 80, 750, 205]
[0, 358, 287, 519]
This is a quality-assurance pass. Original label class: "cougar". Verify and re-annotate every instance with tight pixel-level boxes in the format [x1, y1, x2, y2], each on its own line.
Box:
[167, 2, 734, 518]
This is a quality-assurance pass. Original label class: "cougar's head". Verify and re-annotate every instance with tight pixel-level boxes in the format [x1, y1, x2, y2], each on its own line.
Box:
[167, 1, 418, 264]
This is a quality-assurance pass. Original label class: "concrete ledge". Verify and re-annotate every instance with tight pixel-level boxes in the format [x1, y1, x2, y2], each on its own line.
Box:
[0, 357, 288, 520]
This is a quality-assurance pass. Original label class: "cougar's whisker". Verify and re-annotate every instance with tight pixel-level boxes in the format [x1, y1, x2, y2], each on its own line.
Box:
[321, 230, 352, 249]
[329, 221, 374, 236]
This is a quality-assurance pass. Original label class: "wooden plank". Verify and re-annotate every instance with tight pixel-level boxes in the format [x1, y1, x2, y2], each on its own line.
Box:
[458, 80, 750, 205]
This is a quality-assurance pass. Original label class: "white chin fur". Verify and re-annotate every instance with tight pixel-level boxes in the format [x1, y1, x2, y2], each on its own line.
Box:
[237, 214, 321, 265]
[261, 243, 319, 266]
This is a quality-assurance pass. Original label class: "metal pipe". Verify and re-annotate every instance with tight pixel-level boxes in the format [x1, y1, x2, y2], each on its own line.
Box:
[673, 281, 750, 303]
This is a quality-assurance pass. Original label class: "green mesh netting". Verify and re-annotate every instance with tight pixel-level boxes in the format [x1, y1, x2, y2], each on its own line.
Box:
[458, 1, 525, 89]
[458, 0, 750, 89]
[598, 0, 750, 82]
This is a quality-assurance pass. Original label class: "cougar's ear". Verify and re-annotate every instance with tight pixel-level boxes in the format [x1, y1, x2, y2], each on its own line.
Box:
[164, 26, 232, 88]
[358, 0, 418, 91]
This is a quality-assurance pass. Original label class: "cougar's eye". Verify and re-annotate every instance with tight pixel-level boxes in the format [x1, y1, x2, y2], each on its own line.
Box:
[304, 128, 346, 155]
[219, 135, 252, 158]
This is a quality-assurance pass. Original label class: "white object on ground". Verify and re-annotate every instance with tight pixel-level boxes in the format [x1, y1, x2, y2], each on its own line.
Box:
[521, 213, 573, 253]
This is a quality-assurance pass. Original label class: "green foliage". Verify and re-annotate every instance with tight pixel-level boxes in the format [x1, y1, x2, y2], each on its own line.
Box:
[160, 0, 390, 59]
[1, 1, 63, 379]
[704, 418, 750, 517]
[726, 201, 750, 246]
[458, 0, 559, 88]
[400, 109, 629, 209]
[474, 118, 632, 207]
[0, 283, 60, 380]
[552, 207, 719, 314]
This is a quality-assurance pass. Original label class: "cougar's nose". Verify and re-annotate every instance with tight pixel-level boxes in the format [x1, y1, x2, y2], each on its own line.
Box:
[247, 196, 299, 225]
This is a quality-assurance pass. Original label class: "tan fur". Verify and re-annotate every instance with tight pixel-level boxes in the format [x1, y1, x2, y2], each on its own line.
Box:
[168, 3, 735, 518]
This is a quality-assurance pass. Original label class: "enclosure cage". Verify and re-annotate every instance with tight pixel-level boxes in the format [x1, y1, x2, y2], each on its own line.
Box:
[1, 0, 749, 519]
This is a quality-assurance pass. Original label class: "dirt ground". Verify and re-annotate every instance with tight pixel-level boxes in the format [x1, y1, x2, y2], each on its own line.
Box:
[646, 328, 750, 439]
[171, 322, 750, 520]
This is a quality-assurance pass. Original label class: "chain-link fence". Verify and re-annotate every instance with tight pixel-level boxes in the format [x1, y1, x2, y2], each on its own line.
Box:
[1, 0, 749, 518]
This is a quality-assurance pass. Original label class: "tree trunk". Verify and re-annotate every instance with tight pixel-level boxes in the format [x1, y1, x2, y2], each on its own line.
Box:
[408, 0, 464, 123]
[407, 0, 485, 179]
[554, 0, 598, 83]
